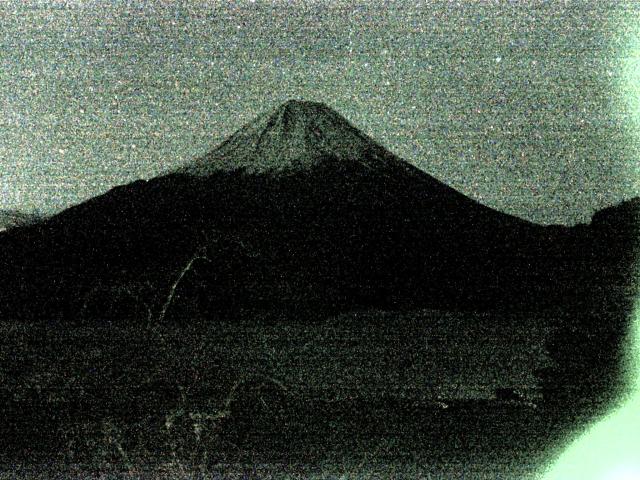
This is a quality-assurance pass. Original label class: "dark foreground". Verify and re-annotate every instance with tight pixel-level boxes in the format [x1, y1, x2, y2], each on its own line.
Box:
[0, 312, 619, 479]
[1, 398, 600, 479]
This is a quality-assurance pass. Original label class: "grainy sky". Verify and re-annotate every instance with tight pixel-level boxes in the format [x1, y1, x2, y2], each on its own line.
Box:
[1, 0, 639, 224]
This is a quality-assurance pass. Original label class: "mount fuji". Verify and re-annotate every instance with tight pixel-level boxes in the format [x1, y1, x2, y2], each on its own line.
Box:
[0, 100, 636, 322]
[181, 100, 429, 176]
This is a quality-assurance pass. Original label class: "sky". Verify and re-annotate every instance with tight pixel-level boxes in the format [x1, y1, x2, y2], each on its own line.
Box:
[1, 0, 639, 225]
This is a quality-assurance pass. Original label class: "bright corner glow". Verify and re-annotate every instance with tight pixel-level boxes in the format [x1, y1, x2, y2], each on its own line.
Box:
[542, 303, 640, 480]
[542, 395, 640, 480]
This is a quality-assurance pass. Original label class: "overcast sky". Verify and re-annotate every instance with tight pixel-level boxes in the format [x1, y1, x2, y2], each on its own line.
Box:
[1, 0, 639, 225]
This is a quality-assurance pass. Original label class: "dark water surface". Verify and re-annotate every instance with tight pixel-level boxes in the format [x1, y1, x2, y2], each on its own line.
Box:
[0, 308, 603, 477]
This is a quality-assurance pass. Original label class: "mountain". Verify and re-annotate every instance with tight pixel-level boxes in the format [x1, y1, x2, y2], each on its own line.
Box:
[181, 100, 424, 176]
[0, 100, 637, 323]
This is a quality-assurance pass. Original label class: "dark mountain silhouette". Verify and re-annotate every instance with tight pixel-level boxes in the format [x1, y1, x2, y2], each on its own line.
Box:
[536, 196, 639, 408]
[0, 100, 636, 324]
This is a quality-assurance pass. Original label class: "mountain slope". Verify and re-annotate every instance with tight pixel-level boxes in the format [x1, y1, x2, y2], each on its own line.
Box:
[181, 100, 413, 175]
[0, 101, 636, 323]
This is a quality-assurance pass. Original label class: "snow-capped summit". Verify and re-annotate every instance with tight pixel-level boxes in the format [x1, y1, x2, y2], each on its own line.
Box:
[179, 100, 399, 175]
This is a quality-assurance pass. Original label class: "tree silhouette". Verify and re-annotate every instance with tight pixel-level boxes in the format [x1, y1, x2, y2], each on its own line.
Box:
[157, 245, 212, 323]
